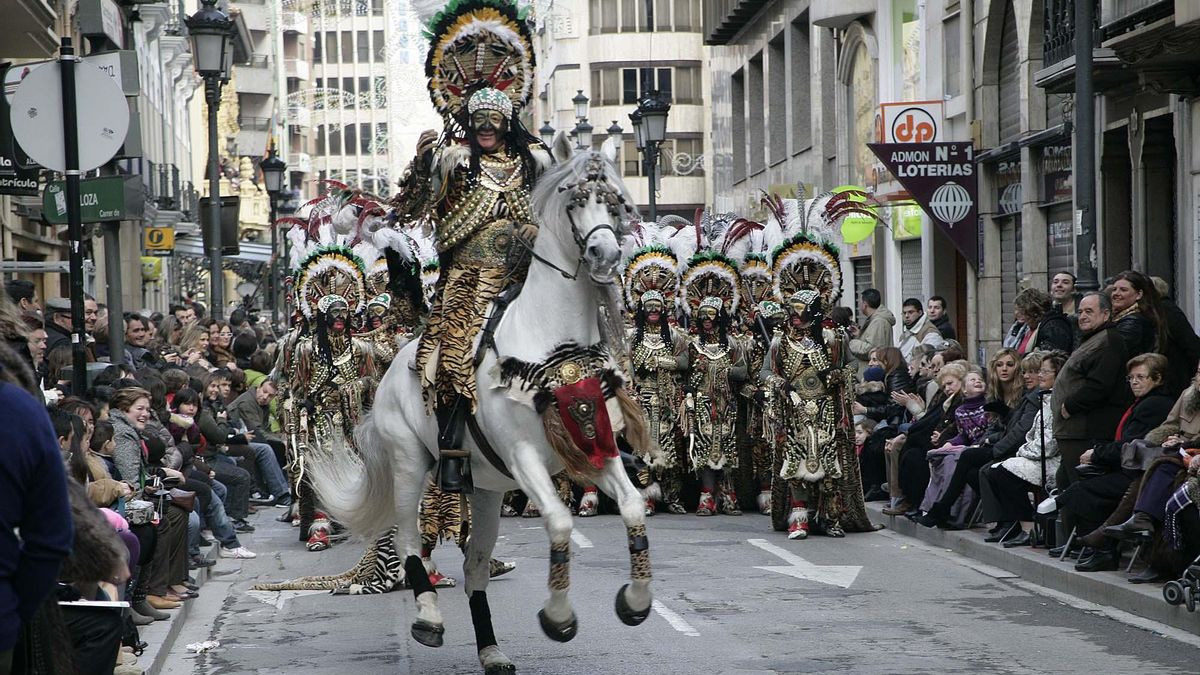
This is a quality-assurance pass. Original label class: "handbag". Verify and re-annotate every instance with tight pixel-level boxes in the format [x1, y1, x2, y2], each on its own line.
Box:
[168, 488, 196, 513]
[125, 499, 155, 526]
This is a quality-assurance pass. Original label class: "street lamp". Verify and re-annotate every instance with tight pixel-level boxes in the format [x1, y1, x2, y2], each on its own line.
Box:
[607, 120, 624, 147]
[261, 150, 287, 327]
[634, 90, 670, 223]
[628, 110, 645, 150]
[572, 89, 589, 120]
[574, 118, 593, 150]
[539, 120, 555, 145]
[187, 0, 234, 320]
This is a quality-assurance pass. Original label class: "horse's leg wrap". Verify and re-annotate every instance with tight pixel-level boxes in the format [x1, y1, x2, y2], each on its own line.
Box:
[627, 524, 651, 582]
[405, 554, 444, 648]
[548, 541, 570, 592]
[615, 523, 652, 626]
[469, 591, 497, 649]
[538, 540, 577, 641]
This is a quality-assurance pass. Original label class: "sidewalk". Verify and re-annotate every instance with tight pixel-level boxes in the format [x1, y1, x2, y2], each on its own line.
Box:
[135, 541, 219, 675]
[868, 502, 1200, 634]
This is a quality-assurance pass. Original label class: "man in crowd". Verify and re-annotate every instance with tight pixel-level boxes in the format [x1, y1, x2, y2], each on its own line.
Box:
[927, 295, 956, 340]
[1050, 271, 1077, 315]
[173, 304, 197, 326]
[229, 379, 292, 507]
[21, 316, 47, 388]
[83, 295, 99, 334]
[43, 298, 74, 354]
[897, 297, 947, 361]
[1051, 292, 1130, 494]
[848, 288, 895, 374]
[123, 314, 158, 371]
[4, 280, 41, 315]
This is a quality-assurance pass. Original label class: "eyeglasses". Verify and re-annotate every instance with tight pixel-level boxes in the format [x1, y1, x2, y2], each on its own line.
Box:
[218, 331, 233, 337]
[1126, 374, 1152, 382]
[1037, 367, 1056, 375]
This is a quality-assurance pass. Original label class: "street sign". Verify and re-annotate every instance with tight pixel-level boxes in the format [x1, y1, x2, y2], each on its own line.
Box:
[43, 176, 127, 223]
[0, 64, 40, 196]
[868, 141, 979, 267]
[878, 101, 944, 144]
[9, 59, 129, 173]
[144, 226, 175, 256]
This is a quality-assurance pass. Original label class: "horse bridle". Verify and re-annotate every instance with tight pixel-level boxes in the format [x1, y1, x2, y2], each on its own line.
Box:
[519, 154, 633, 282]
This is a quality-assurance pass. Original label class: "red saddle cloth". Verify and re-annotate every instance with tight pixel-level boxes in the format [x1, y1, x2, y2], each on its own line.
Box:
[553, 377, 618, 470]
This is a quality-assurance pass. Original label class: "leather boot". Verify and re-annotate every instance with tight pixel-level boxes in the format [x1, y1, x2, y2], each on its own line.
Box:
[1103, 511, 1156, 541]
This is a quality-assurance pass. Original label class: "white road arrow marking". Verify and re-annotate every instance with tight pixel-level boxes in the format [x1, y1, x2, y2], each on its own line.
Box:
[652, 600, 699, 637]
[245, 589, 328, 610]
[747, 538, 863, 589]
[570, 529, 594, 549]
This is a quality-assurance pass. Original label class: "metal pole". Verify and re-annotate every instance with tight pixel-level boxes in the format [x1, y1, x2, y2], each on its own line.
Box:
[269, 196, 278, 327]
[103, 221, 125, 364]
[59, 38, 88, 395]
[1073, 0, 1098, 291]
[647, 142, 658, 223]
[207, 77, 225, 320]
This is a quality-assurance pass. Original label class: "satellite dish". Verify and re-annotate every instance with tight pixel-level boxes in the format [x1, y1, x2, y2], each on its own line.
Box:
[9, 60, 129, 173]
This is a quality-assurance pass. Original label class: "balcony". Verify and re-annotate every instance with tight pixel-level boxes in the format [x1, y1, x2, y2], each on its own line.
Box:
[281, 10, 308, 33]
[293, 152, 313, 174]
[285, 58, 310, 81]
[1101, 0, 1173, 33]
[1100, 1, 1200, 95]
[703, 0, 769, 45]
[1034, 0, 1124, 94]
[288, 103, 312, 129]
[0, 0, 58, 57]
[234, 54, 275, 96]
[810, 0, 876, 28]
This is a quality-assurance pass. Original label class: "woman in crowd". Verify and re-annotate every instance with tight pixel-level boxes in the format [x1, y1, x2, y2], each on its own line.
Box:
[882, 361, 967, 516]
[1109, 270, 1167, 358]
[1044, 353, 1174, 572]
[917, 367, 989, 520]
[155, 315, 184, 351]
[109, 386, 193, 614]
[1012, 289, 1075, 356]
[988, 348, 1024, 409]
[175, 324, 214, 369]
[918, 351, 1047, 529]
[979, 351, 1066, 547]
[853, 346, 918, 427]
[206, 320, 237, 369]
[196, 370, 256, 532]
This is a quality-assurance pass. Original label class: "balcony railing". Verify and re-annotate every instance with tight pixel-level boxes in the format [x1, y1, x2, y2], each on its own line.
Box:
[1101, 0, 1173, 32]
[703, 0, 769, 45]
[239, 116, 273, 131]
[1043, 0, 1101, 67]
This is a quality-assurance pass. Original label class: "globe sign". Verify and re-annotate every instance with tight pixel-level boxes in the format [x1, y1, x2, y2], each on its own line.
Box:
[929, 182, 973, 226]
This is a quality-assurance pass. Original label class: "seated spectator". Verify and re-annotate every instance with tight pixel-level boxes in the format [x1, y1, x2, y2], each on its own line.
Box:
[853, 347, 918, 426]
[1109, 270, 1165, 359]
[882, 361, 967, 516]
[196, 371, 256, 533]
[45, 344, 75, 398]
[918, 351, 1049, 529]
[978, 351, 1065, 547]
[918, 367, 988, 520]
[854, 365, 888, 419]
[123, 313, 159, 371]
[987, 348, 1024, 409]
[1044, 353, 1175, 573]
[175, 324, 213, 370]
[907, 344, 936, 393]
[207, 320, 238, 369]
[231, 330, 260, 372]
[229, 379, 292, 506]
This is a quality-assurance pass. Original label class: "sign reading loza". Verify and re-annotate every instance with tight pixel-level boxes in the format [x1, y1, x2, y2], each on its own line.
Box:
[868, 141, 978, 267]
[42, 176, 127, 224]
[143, 226, 174, 256]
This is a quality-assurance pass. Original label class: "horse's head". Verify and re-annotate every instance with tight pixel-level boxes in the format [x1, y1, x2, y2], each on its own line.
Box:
[531, 132, 639, 284]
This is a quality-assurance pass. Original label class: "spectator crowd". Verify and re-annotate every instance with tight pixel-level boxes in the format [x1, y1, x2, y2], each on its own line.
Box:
[1, 284, 289, 675]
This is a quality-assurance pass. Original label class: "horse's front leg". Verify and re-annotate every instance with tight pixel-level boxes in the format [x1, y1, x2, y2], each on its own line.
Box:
[463, 489, 515, 674]
[509, 443, 579, 642]
[594, 455, 652, 626]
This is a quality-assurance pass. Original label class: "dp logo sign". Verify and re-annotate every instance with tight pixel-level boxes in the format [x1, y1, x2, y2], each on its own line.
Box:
[879, 101, 943, 144]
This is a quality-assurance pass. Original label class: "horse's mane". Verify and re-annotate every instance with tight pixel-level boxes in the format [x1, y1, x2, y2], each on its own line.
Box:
[531, 149, 640, 236]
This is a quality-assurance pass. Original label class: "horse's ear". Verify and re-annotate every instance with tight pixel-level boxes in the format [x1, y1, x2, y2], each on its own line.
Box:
[551, 130, 574, 164]
[600, 136, 619, 165]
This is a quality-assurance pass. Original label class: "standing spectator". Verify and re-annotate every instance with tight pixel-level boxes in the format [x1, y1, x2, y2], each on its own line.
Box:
[4, 279, 41, 314]
[1012, 288, 1074, 355]
[22, 316, 48, 389]
[1051, 292, 1131, 493]
[897, 298, 947, 361]
[1050, 271, 1077, 315]
[848, 288, 895, 374]
[43, 297, 75, 353]
[1151, 276, 1200, 397]
[0, 345, 74, 673]
[1108, 270, 1165, 357]
[123, 313, 159, 370]
[927, 295, 956, 340]
[0, 295, 32, 377]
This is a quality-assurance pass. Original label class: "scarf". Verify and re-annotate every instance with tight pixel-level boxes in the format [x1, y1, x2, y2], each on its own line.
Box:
[1114, 399, 1138, 441]
[1164, 476, 1199, 550]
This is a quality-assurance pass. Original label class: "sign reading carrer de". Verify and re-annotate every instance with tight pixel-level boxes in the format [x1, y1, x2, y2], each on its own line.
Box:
[43, 176, 128, 224]
[868, 141, 979, 267]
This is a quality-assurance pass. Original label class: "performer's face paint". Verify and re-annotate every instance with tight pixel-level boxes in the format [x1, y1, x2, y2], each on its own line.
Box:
[790, 301, 814, 330]
[471, 110, 508, 152]
[698, 306, 718, 333]
[328, 305, 349, 334]
[644, 299, 663, 324]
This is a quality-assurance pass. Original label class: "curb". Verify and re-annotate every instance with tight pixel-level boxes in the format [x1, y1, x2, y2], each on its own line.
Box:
[868, 502, 1200, 634]
[140, 542, 218, 675]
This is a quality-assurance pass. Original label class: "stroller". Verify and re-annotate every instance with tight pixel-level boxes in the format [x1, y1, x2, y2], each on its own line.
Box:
[1162, 554, 1200, 611]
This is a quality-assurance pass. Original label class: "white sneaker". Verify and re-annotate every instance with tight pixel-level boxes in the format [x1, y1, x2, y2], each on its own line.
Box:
[1036, 496, 1058, 515]
[219, 546, 257, 559]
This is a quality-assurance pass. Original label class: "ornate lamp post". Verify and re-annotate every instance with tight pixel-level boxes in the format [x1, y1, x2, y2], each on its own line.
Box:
[573, 118, 593, 150]
[260, 150, 287, 327]
[539, 120, 555, 145]
[187, 0, 234, 320]
[634, 91, 670, 223]
[606, 120, 624, 147]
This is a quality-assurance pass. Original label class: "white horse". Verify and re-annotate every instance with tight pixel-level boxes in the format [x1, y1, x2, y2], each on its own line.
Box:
[307, 133, 655, 674]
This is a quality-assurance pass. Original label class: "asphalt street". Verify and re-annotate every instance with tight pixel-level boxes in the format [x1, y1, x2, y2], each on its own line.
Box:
[162, 507, 1200, 675]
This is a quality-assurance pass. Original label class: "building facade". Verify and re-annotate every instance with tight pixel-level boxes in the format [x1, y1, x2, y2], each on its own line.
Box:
[535, 0, 711, 220]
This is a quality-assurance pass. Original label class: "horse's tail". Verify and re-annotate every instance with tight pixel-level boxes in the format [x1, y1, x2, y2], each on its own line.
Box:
[306, 411, 396, 537]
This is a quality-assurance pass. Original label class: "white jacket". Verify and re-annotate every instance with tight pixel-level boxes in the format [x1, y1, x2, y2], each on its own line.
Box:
[999, 395, 1059, 488]
[896, 313, 947, 361]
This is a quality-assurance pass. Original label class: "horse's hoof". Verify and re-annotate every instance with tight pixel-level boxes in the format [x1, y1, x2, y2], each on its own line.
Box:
[411, 619, 445, 648]
[614, 584, 651, 626]
[480, 645, 516, 674]
[537, 609, 578, 642]
[485, 665, 517, 675]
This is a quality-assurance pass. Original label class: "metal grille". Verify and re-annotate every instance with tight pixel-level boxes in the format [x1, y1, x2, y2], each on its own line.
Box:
[900, 240, 923, 304]
[999, 216, 1023, 321]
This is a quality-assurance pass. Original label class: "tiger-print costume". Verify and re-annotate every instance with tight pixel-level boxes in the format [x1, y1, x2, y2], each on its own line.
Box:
[252, 528, 400, 594]
[421, 482, 468, 550]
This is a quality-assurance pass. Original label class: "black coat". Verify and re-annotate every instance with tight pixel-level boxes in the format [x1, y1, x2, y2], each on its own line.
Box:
[1035, 312, 1075, 354]
[932, 315, 956, 340]
[864, 367, 919, 425]
[1092, 387, 1176, 468]
[1163, 299, 1200, 396]
[988, 388, 1043, 459]
[1114, 310, 1157, 358]
[1051, 324, 1133, 441]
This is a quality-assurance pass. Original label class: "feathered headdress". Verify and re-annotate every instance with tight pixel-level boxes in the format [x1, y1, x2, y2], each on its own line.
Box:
[770, 233, 842, 305]
[294, 245, 368, 321]
[621, 220, 679, 310]
[416, 0, 535, 131]
[680, 251, 741, 317]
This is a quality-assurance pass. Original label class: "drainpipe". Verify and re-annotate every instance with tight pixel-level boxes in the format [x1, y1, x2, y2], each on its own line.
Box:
[963, 0, 978, 358]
